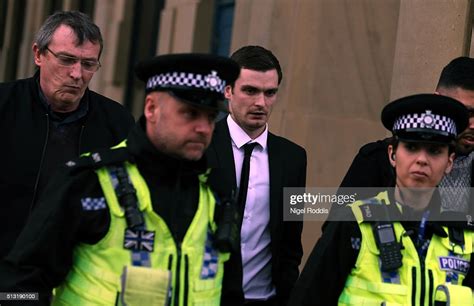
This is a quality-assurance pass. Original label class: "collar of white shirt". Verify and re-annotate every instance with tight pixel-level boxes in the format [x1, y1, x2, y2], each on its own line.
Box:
[226, 115, 268, 150]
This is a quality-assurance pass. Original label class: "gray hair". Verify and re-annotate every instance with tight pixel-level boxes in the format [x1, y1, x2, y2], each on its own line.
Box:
[34, 11, 103, 58]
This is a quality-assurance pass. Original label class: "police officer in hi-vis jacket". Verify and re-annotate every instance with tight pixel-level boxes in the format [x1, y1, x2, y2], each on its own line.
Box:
[289, 94, 474, 306]
[0, 53, 240, 306]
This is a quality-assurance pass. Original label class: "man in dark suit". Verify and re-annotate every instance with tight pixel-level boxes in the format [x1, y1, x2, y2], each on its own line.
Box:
[335, 57, 474, 214]
[206, 45, 307, 306]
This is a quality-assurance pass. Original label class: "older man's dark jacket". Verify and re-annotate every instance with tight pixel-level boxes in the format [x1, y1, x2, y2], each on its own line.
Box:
[0, 73, 135, 258]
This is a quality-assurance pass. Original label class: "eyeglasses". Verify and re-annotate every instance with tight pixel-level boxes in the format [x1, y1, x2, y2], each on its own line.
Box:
[46, 47, 101, 72]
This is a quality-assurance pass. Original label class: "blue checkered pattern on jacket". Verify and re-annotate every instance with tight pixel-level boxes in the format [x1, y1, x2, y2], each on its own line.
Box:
[131, 247, 151, 267]
[351, 237, 361, 250]
[200, 230, 218, 279]
[81, 197, 106, 211]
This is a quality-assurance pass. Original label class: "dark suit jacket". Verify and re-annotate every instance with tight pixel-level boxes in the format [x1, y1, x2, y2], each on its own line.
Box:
[206, 118, 307, 306]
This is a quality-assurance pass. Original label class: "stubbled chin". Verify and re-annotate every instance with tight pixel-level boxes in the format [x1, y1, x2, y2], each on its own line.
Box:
[184, 151, 204, 161]
[246, 119, 266, 128]
[184, 145, 207, 159]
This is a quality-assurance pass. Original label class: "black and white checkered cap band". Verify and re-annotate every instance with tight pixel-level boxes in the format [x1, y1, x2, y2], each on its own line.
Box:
[146, 70, 226, 93]
[393, 110, 457, 135]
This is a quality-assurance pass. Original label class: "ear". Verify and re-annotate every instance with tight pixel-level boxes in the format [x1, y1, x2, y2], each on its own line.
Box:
[144, 93, 159, 123]
[33, 44, 42, 66]
[224, 85, 233, 100]
[444, 152, 455, 174]
[388, 145, 396, 167]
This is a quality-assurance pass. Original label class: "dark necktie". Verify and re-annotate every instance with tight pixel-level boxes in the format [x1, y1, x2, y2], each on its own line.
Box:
[237, 142, 258, 213]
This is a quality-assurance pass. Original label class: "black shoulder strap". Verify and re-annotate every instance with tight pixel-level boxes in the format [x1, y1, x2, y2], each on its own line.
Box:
[108, 164, 144, 229]
[66, 147, 131, 174]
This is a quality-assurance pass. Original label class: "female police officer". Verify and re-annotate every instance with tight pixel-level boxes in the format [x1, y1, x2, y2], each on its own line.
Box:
[289, 94, 474, 305]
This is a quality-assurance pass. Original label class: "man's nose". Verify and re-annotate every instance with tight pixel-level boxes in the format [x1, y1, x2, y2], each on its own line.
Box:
[195, 116, 213, 135]
[69, 62, 83, 79]
[254, 93, 266, 106]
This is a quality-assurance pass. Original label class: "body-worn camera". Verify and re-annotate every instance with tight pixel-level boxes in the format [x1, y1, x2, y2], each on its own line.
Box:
[214, 194, 240, 253]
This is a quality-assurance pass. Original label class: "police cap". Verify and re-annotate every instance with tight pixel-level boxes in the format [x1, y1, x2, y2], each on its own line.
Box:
[381, 93, 469, 144]
[135, 53, 240, 112]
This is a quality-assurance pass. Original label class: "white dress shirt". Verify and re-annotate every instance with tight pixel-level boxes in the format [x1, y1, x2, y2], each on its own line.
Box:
[227, 116, 276, 300]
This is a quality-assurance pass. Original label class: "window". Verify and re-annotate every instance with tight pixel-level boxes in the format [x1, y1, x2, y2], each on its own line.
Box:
[211, 0, 235, 56]
[0, 0, 7, 49]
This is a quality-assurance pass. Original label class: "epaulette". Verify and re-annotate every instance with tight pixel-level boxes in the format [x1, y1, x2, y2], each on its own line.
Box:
[360, 197, 384, 206]
[355, 197, 401, 222]
[65, 147, 132, 174]
[357, 198, 385, 222]
[440, 212, 474, 231]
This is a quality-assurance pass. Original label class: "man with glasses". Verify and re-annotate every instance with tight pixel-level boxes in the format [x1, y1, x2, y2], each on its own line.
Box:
[0, 53, 240, 306]
[0, 11, 134, 260]
[45, 47, 101, 73]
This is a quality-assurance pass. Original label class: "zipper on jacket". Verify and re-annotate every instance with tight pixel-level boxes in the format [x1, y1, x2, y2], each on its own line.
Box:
[172, 164, 183, 305]
[167, 255, 173, 306]
[428, 269, 434, 306]
[77, 125, 85, 154]
[183, 255, 189, 306]
[411, 267, 417, 306]
[30, 113, 50, 212]
[174, 242, 182, 305]
[419, 257, 425, 306]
